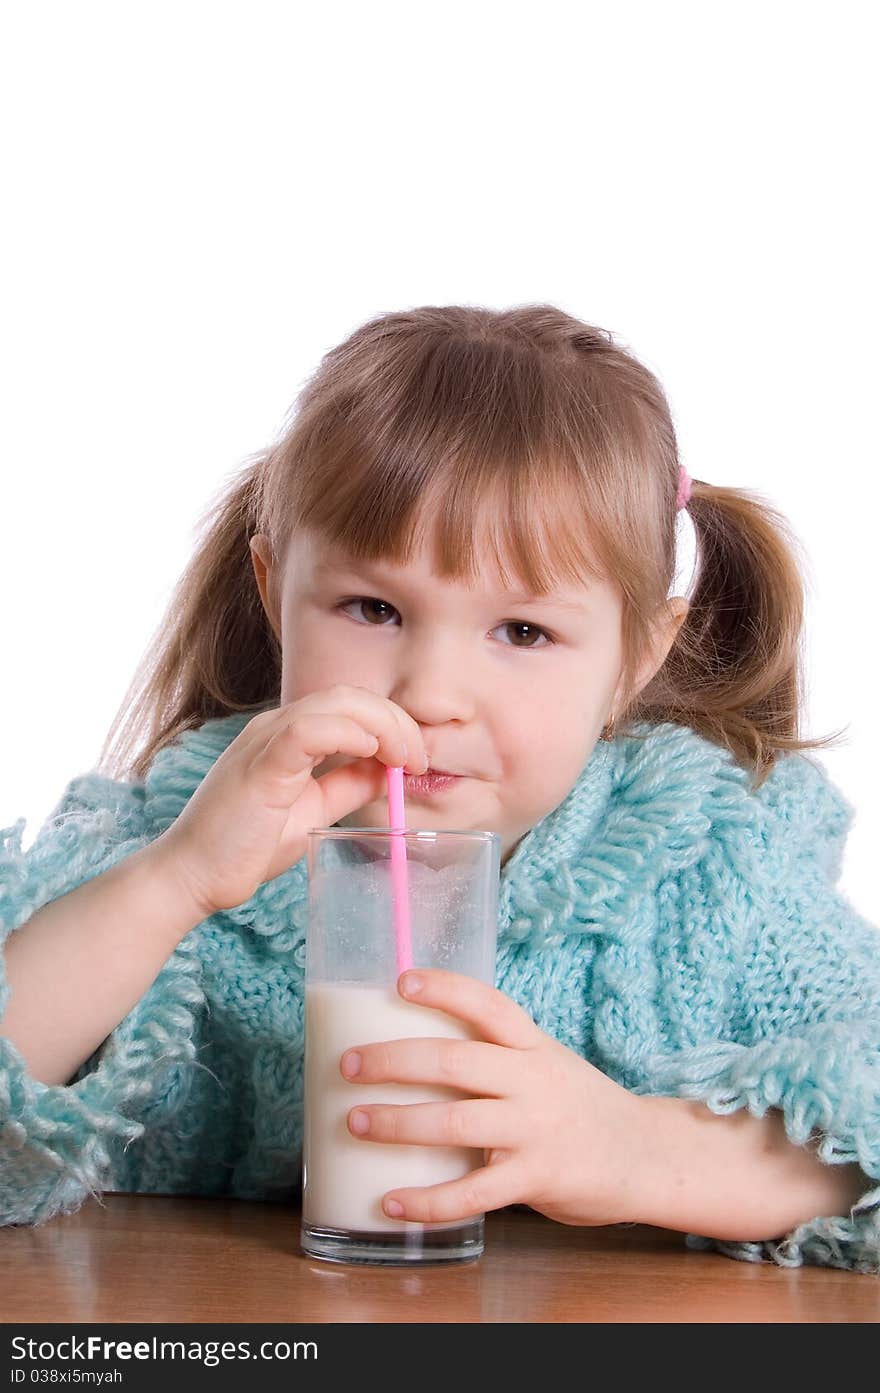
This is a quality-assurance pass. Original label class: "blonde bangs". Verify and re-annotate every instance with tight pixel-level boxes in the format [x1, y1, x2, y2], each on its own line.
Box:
[267, 329, 617, 599]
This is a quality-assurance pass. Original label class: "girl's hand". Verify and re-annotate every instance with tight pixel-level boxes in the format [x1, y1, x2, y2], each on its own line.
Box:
[340, 969, 649, 1228]
[153, 686, 428, 918]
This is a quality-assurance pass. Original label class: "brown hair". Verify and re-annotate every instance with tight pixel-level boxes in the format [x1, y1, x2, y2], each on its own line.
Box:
[97, 303, 847, 790]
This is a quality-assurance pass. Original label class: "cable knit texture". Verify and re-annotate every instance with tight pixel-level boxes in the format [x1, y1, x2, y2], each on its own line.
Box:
[2, 714, 880, 1273]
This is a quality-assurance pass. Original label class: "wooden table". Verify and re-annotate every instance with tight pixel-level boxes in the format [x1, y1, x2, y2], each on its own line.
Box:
[2, 1194, 879, 1323]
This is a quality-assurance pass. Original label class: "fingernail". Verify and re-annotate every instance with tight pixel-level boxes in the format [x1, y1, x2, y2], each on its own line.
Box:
[341, 1050, 361, 1078]
[384, 1198, 404, 1218]
[400, 972, 424, 996]
[349, 1109, 370, 1135]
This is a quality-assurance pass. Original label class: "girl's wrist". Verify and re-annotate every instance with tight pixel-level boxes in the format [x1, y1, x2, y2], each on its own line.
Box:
[139, 836, 217, 941]
[610, 1090, 665, 1227]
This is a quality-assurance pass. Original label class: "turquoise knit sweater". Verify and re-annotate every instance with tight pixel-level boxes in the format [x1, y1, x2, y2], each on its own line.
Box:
[2, 714, 880, 1274]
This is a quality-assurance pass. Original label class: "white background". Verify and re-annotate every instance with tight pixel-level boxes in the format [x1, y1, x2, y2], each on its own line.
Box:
[2, 2, 877, 922]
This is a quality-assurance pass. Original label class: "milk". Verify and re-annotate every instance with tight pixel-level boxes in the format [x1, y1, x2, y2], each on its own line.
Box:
[303, 980, 483, 1233]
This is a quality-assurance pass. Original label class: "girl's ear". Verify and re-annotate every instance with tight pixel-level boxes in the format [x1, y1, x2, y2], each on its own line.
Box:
[651, 597, 689, 674]
[626, 598, 690, 709]
[665, 596, 689, 645]
[249, 532, 282, 641]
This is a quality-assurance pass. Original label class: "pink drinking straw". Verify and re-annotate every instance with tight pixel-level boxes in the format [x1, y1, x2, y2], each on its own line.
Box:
[385, 766, 414, 974]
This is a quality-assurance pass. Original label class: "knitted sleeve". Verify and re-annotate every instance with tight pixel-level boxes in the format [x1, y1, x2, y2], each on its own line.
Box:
[0, 774, 204, 1227]
[650, 754, 880, 1275]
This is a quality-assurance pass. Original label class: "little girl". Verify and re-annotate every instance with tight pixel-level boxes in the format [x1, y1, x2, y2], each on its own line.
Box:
[2, 304, 879, 1275]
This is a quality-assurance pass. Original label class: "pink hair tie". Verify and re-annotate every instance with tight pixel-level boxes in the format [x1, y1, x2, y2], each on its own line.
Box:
[676, 466, 692, 511]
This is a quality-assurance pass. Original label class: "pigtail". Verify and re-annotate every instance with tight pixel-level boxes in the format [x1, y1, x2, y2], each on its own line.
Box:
[627, 477, 848, 790]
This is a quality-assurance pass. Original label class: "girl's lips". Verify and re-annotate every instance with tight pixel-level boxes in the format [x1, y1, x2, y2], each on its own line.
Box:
[402, 770, 461, 797]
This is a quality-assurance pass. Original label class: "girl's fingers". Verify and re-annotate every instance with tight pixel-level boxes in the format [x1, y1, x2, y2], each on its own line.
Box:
[340, 1037, 521, 1097]
[249, 687, 426, 772]
[312, 755, 389, 828]
[272, 712, 381, 764]
[249, 713, 383, 798]
[347, 1098, 517, 1149]
[381, 1158, 527, 1224]
[396, 969, 541, 1050]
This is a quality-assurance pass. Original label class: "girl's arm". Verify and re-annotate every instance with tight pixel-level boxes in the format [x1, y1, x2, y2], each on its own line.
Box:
[1, 779, 213, 1228]
[2, 838, 206, 1087]
[630, 1094, 870, 1241]
[622, 794, 880, 1271]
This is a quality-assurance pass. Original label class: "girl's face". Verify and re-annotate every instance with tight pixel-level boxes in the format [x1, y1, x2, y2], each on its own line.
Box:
[250, 527, 683, 866]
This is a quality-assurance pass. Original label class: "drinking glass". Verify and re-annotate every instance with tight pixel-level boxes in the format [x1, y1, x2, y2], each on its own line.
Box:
[301, 827, 500, 1265]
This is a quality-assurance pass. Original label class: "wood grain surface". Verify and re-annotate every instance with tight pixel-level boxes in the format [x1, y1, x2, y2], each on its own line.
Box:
[2, 1194, 879, 1323]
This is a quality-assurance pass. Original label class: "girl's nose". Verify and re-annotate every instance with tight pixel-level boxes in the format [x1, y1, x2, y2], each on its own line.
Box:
[391, 663, 476, 730]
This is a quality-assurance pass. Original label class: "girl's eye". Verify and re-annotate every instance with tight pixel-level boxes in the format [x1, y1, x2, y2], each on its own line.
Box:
[337, 596, 398, 626]
[335, 597, 554, 649]
[499, 621, 553, 649]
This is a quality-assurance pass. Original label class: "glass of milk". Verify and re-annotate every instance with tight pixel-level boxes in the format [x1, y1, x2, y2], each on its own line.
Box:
[301, 827, 500, 1265]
